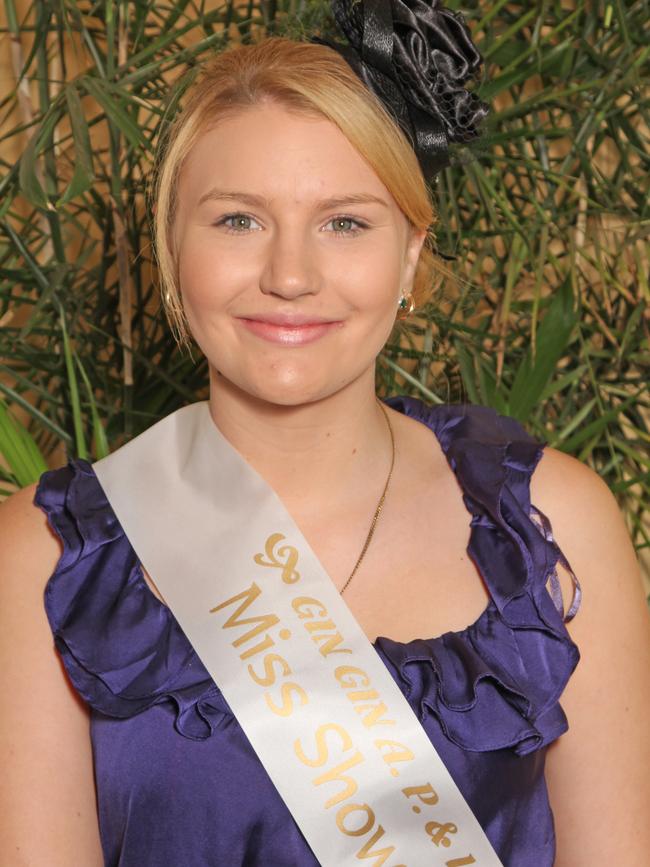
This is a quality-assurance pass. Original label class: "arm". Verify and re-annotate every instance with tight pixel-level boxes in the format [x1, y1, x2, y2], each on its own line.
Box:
[0, 484, 104, 866]
[530, 447, 650, 866]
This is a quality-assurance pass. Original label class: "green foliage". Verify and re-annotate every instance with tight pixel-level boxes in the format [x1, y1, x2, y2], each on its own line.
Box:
[0, 0, 648, 562]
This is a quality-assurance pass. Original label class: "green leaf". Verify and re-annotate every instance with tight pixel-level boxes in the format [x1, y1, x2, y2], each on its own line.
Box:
[82, 76, 149, 151]
[555, 398, 598, 442]
[380, 357, 444, 404]
[17, 109, 60, 211]
[508, 274, 579, 422]
[559, 395, 639, 454]
[454, 340, 481, 405]
[75, 355, 110, 459]
[0, 397, 48, 487]
[56, 84, 96, 206]
[58, 305, 88, 459]
[0, 382, 71, 445]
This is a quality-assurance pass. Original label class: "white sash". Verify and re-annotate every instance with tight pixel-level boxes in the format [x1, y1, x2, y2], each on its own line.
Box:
[92, 401, 503, 867]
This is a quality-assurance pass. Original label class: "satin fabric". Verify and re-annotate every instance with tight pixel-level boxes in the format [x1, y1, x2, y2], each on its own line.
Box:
[310, 0, 490, 179]
[35, 397, 580, 866]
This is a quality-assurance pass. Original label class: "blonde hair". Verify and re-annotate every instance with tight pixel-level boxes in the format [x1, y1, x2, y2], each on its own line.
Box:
[150, 35, 442, 348]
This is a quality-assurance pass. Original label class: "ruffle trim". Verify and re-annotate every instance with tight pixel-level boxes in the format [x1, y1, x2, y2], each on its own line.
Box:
[381, 396, 581, 754]
[35, 460, 234, 740]
[34, 398, 580, 753]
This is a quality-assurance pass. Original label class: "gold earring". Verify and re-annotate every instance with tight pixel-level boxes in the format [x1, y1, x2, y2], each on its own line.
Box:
[397, 291, 415, 319]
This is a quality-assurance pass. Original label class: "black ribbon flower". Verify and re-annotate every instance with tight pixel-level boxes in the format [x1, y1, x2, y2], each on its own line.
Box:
[310, 0, 490, 181]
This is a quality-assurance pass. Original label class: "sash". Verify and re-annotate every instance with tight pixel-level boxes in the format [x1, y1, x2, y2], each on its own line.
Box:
[92, 401, 503, 867]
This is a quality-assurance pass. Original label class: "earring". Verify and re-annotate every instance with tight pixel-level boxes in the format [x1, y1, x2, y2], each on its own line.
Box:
[397, 291, 415, 319]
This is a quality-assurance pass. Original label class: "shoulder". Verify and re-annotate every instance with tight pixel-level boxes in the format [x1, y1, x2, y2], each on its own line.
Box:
[530, 449, 650, 863]
[0, 480, 39, 520]
[0, 478, 69, 683]
[530, 446, 643, 609]
[0, 481, 64, 644]
[0, 481, 62, 570]
[531, 445, 618, 517]
[0, 482, 104, 863]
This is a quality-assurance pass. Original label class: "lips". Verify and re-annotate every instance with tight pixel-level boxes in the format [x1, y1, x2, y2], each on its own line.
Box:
[237, 314, 344, 346]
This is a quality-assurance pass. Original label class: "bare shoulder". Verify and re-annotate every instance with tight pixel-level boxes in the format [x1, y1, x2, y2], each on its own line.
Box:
[531, 444, 621, 528]
[0, 481, 62, 565]
[530, 445, 644, 599]
[0, 482, 69, 639]
[529, 444, 648, 683]
[529, 446, 650, 865]
[0, 480, 44, 526]
[0, 482, 104, 863]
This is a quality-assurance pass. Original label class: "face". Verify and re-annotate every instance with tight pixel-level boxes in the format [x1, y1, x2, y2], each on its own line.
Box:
[173, 101, 426, 407]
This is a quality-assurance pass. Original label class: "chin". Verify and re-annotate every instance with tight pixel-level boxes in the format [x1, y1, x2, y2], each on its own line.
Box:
[248, 378, 334, 408]
[213, 360, 357, 409]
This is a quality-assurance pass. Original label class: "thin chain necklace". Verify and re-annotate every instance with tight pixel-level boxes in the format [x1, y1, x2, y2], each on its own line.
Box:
[339, 398, 395, 595]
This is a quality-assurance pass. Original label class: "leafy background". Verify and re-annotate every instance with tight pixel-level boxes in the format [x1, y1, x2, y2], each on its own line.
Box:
[0, 0, 648, 583]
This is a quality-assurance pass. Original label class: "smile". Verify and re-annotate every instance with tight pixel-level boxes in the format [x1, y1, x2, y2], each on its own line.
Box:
[237, 318, 343, 346]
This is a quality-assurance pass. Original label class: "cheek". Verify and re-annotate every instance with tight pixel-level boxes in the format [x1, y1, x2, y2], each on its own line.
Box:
[345, 236, 404, 301]
[177, 234, 252, 340]
[177, 235, 224, 307]
[347, 258, 402, 326]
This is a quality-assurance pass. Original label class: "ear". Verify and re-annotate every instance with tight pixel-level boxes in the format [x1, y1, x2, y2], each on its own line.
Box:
[403, 227, 428, 288]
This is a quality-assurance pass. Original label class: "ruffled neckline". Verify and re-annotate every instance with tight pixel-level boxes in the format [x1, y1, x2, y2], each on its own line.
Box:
[35, 396, 580, 756]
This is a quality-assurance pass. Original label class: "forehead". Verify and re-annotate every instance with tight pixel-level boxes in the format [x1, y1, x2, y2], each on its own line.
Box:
[177, 103, 397, 209]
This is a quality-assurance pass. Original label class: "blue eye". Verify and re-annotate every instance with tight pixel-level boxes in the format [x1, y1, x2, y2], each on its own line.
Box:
[327, 216, 367, 237]
[214, 213, 368, 237]
[215, 214, 260, 234]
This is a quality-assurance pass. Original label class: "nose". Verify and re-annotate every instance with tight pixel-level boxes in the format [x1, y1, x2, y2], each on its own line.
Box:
[258, 223, 320, 301]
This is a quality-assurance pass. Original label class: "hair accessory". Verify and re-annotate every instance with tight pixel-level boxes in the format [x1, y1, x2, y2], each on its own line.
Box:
[310, 0, 489, 182]
[397, 290, 415, 318]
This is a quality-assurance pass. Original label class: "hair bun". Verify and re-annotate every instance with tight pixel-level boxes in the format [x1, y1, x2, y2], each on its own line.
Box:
[311, 0, 490, 180]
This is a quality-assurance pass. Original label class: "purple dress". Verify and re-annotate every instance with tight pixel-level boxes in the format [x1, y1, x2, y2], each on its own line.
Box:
[34, 396, 580, 866]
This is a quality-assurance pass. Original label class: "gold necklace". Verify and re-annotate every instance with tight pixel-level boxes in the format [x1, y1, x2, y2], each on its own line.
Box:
[340, 398, 395, 595]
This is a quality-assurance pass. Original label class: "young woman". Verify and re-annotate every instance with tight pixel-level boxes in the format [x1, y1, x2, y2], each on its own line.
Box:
[1, 14, 649, 867]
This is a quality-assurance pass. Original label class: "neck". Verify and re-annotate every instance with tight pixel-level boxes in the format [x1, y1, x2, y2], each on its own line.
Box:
[207, 368, 393, 514]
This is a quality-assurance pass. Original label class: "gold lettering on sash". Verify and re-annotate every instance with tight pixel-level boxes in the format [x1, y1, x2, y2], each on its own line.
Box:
[292, 596, 328, 619]
[239, 633, 276, 660]
[254, 532, 300, 583]
[209, 581, 280, 646]
[312, 751, 365, 808]
[209, 581, 293, 661]
[209, 580, 262, 618]
[401, 783, 439, 812]
[203, 531, 483, 862]
[353, 701, 395, 730]
[294, 722, 365, 809]
[335, 806, 405, 866]
[304, 618, 337, 633]
[335, 802, 375, 836]
[265, 681, 308, 717]
[334, 667, 396, 730]
[247, 652, 291, 687]
[347, 689, 380, 702]
[211, 580, 309, 715]
[292, 598, 352, 656]
[335, 665, 371, 689]
[374, 739, 415, 778]
[426, 820, 458, 848]
[355, 829, 402, 866]
[312, 630, 352, 657]
[295, 721, 353, 768]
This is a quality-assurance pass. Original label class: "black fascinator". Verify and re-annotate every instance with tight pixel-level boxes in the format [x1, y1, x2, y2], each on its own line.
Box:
[309, 0, 490, 183]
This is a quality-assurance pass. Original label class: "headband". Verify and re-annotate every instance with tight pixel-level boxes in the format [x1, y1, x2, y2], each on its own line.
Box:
[309, 0, 489, 183]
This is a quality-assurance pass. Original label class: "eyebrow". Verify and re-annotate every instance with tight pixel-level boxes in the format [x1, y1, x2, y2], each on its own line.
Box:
[196, 188, 389, 210]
